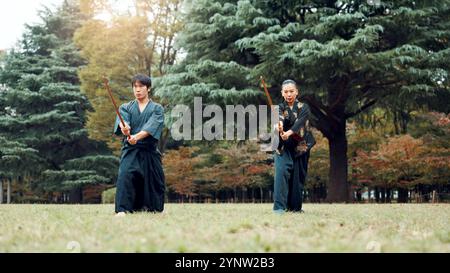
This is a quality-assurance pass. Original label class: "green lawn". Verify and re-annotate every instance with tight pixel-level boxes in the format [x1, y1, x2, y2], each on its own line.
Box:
[0, 203, 449, 252]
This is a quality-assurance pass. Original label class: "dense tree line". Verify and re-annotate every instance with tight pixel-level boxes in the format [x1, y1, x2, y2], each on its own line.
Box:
[0, 1, 117, 203]
[1, 0, 448, 204]
[156, 0, 450, 202]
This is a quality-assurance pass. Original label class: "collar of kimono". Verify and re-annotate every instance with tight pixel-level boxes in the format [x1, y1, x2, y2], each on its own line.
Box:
[136, 98, 152, 104]
[284, 99, 300, 113]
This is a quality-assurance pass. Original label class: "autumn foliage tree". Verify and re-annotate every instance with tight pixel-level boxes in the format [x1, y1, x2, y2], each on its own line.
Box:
[352, 135, 425, 201]
[75, 0, 182, 152]
[163, 146, 202, 201]
[204, 142, 272, 202]
[352, 121, 450, 203]
[412, 112, 450, 196]
[163, 142, 273, 202]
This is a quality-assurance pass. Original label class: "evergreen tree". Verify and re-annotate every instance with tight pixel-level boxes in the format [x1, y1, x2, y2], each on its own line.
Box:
[156, 0, 450, 201]
[0, 0, 117, 203]
[0, 137, 42, 203]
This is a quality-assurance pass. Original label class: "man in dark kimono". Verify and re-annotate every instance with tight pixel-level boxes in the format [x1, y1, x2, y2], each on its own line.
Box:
[273, 79, 315, 214]
[113, 74, 165, 215]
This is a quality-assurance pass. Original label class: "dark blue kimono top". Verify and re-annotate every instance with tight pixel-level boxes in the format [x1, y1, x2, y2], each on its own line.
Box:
[113, 100, 164, 147]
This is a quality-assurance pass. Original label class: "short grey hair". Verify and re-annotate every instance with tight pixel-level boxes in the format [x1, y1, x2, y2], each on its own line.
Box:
[282, 79, 297, 87]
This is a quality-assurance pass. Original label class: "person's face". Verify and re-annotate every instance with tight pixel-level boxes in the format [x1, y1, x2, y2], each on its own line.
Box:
[281, 83, 298, 104]
[133, 81, 149, 100]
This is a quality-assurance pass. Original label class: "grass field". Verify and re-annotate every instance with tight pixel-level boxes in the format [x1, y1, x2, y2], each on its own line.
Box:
[0, 203, 449, 253]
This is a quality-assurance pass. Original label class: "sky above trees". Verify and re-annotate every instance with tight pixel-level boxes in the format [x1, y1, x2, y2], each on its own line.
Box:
[0, 0, 138, 50]
[0, 0, 63, 49]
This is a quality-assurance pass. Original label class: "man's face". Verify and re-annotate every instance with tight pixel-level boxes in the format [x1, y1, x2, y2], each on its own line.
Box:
[281, 84, 298, 104]
[133, 81, 149, 100]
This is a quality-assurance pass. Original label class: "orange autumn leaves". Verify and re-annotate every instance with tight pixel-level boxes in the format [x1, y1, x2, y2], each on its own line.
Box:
[352, 113, 450, 189]
[162, 143, 272, 198]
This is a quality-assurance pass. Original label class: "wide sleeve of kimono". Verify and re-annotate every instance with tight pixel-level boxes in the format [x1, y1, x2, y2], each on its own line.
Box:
[142, 103, 164, 140]
[113, 104, 131, 136]
[291, 103, 311, 133]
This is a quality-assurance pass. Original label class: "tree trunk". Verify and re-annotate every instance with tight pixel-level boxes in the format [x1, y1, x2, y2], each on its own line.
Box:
[259, 187, 263, 203]
[308, 189, 314, 202]
[327, 125, 349, 202]
[381, 187, 386, 203]
[158, 128, 170, 153]
[393, 111, 400, 135]
[386, 188, 391, 203]
[400, 110, 409, 134]
[375, 187, 380, 203]
[321, 184, 327, 201]
[69, 187, 83, 204]
[242, 187, 247, 203]
[356, 190, 362, 202]
[7, 179, 11, 204]
[425, 187, 431, 203]
[0, 180, 3, 204]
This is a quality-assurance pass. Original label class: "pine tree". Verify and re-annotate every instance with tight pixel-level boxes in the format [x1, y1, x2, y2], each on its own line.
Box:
[0, 137, 42, 203]
[156, 0, 450, 201]
[0, 0, 117, 203]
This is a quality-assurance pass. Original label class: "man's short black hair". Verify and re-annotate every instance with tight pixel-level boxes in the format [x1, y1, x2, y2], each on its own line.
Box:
[282, 79, 297, 87]
[132, 74, 152, 89]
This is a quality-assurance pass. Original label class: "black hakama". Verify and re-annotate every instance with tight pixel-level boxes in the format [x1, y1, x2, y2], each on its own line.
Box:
[113, 100, 165, 213]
